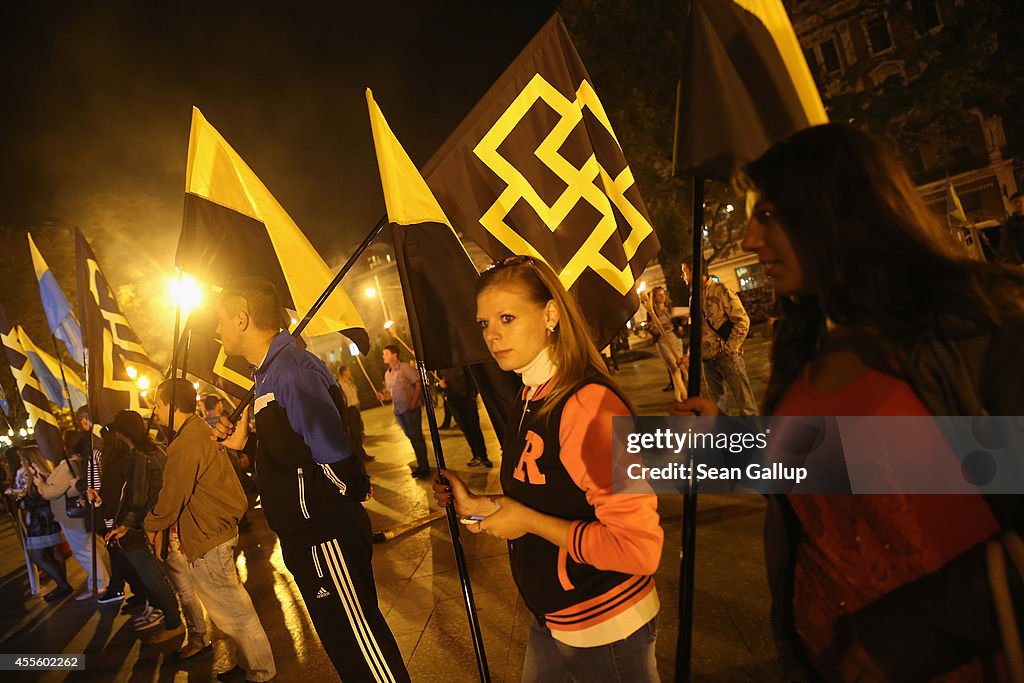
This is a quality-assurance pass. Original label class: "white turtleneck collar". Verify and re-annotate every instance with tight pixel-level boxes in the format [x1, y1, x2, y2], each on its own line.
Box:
[515, 346, 556, 396]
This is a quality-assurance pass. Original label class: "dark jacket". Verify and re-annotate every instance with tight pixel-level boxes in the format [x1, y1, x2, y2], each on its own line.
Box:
[105, 443, 165, 549]
[766, 320, 1024, 682]
[253, 332, 370, 542]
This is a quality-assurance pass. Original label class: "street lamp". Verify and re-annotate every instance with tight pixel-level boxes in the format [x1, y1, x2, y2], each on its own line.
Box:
[125, 365, 138, 380]
[167, 273, 203, 318]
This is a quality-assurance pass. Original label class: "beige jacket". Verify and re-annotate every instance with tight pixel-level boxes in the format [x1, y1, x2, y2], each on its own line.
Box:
[37, 458, 85, 531]
[144, 414, 247, 562]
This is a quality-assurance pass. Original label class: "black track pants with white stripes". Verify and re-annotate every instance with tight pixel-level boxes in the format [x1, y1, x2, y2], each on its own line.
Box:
[281, 525, 410, 683]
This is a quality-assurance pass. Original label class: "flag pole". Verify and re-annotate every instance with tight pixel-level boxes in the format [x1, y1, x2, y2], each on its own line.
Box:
[81, 345, 98, 596]
[167, 269, 184, 435]
[353, 357, 385, 407]
[677, 176, 705, 682]
[416, 359, 491, 682]
[222, 217, 388, 426]
[50, 334, 76, 412]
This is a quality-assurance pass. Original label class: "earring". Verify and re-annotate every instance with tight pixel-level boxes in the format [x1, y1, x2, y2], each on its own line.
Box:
[546, 325, 555, 335]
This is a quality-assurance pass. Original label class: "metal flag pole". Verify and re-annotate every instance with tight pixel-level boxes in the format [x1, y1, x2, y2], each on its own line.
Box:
[416, 360, 491, 682]
[167, 269, 184, 435]
[81, 345, 98, 595]
[676, 176, 705, 682]
[222, 217, 388, 425]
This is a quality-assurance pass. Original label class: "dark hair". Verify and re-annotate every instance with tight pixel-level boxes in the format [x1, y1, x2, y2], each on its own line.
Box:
[736, 123, 1024, 413]
[475, 255, 633, 418]
[111, 410, 155, 451]
[74, 405, 90, 425]
[1011, 190, 1023, 201]
[202, 394, 222, 412]
[221, 275, 288, 332]
[157, 378, 198, 414]
[62, 429, 85, 457]
[383, 344, 401, 357]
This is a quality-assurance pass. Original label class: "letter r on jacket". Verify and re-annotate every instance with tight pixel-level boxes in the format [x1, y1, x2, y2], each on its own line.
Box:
[514, 431, 546, 484]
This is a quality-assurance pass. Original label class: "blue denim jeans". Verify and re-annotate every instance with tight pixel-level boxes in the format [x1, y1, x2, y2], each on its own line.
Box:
[521, 617, 659, 683]
[395, 408, 430, 470]
[703, 352, 758, 416]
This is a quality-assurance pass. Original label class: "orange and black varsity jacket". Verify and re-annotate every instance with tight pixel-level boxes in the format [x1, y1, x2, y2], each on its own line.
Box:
[501, 375, 663, 647]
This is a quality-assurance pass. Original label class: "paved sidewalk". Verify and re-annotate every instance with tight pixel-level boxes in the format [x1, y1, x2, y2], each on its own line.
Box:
[0, 330, 782, 681]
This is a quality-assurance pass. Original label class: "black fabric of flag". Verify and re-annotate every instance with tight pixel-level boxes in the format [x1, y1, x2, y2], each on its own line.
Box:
[673, 0, 828, 181]
[423, 13, 660, 349]
[75, 228, 157, 425]
[0, 305, 64, 461]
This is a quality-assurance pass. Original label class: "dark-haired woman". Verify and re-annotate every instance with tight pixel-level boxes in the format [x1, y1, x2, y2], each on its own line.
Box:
[98, 410, 184, 643]
[8, 446, 73, 601]
[677, 123, 1024, 682]
[434, 256, 663, 682]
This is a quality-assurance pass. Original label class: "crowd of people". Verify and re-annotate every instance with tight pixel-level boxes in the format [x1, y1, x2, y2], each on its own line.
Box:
[1, 122, 1022, 682]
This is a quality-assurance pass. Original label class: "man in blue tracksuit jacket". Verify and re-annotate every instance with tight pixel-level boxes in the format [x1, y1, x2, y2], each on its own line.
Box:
[212, 275, 408, 683]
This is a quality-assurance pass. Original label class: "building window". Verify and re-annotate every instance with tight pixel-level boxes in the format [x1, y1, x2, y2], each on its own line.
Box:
[865, 16, 893, 54]
[819, 38, 842, 73]
[804, 47, 819, 74]
[735, 264, 767, 291]
[912, 0, 942, 30]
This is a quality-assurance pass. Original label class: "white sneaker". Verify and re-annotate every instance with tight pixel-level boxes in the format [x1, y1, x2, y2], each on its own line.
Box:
[133, 607, 165, 631]
[75, 590, 96, 602]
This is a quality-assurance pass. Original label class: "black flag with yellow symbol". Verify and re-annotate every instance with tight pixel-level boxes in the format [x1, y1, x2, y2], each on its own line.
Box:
[423, 13, 660, 349]
[673, 0, 828, 180]
[75, 228, 159, 425]
[0, 305, 64, 461]
[176, 107, 370, 354]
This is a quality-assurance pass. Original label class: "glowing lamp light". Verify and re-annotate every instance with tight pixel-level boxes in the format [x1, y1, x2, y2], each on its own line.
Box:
[725, 204, 734, 213]
[193, 382, 200, 391]
[19, 428, 27, 437]
[25, 417, 32, 427]
[384, 320, 394, 330]
[137, 376, 151, 391]
[290, 317, 298, 326]
[167, 274, 203, 317]
[6, 428, 12, 437]
[636, 281, 647, 295]
[364, 286, 377, 299]
[348, 343, 360, 357]
[125, 365, 138, 380]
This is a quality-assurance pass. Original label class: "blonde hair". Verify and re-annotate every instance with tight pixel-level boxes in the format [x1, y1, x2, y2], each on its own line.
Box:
[475, 256, 634, 418]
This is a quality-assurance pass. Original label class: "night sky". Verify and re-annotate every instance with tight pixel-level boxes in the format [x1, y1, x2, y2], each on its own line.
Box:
[0, 1, 561, 263]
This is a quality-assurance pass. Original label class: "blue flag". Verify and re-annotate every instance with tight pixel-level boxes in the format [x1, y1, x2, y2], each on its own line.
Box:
[17, 325, 87, 410]
[28, 233, 85, 363]
[0, 383, 8, 416]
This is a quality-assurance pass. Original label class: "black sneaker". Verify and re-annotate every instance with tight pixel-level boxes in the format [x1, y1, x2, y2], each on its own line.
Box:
[96, 589, 125, 604]
[43, 585, 73, 602]
[411, 468, 432, 479]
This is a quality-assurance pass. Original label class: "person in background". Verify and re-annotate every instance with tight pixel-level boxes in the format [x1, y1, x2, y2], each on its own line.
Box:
[438, 366, 492, 469]
[647, 285, 687, 394]
[202, 395, 224, 428]
[34, 430, 110, 601]
[146, 378, 274, 674]
[9, 446, 73, 602]
[377, 345, 431, 479]
[337, 366, 375, 462]
[97, 411, 184, 644]
[682, 260, 757, 415]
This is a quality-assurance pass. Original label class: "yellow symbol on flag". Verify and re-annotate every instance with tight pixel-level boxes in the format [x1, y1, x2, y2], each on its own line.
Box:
[473, 74, 654, 295]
